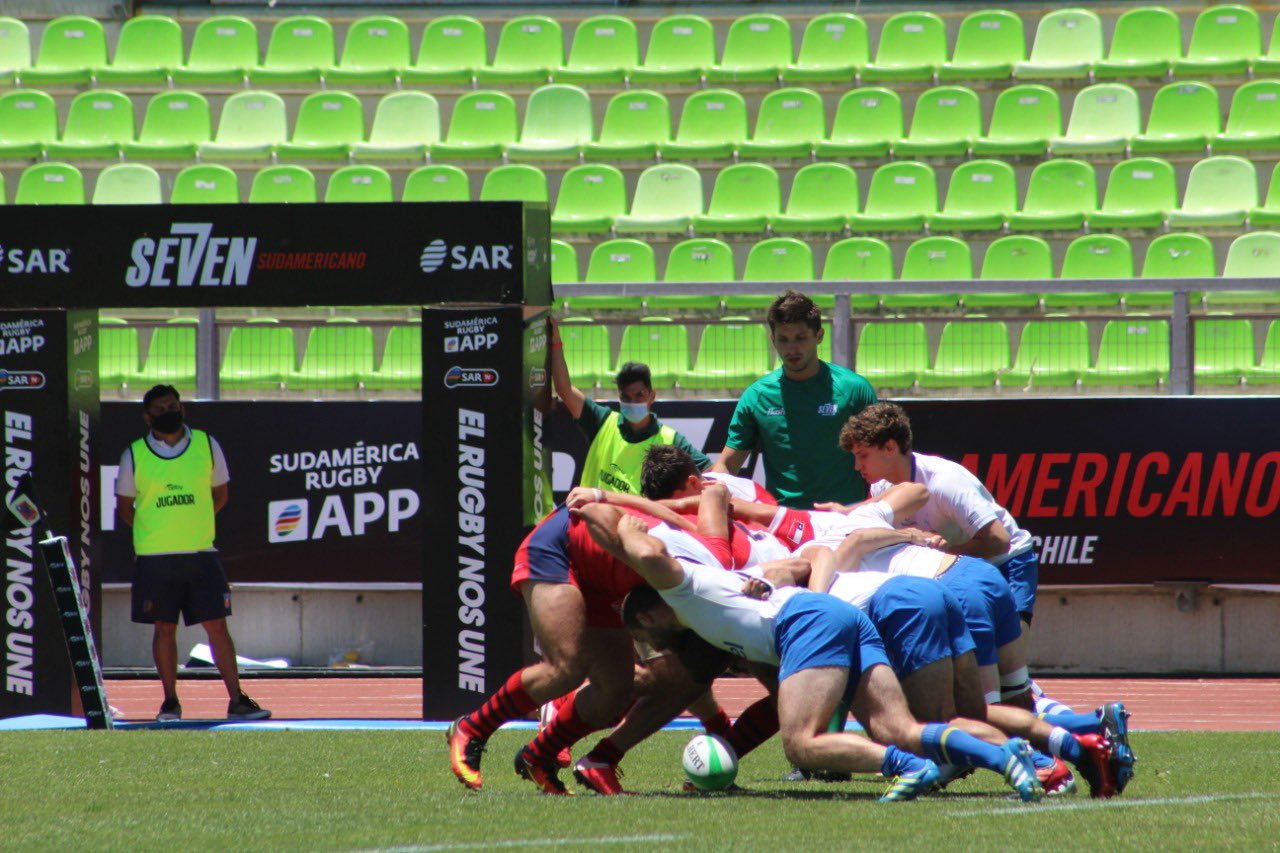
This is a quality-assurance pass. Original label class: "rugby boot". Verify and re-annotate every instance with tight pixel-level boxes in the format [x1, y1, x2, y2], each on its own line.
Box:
[227, 693, 272, 721]
[515, 748, 572, 795]
[1000, 738, 1045, 803]
[1099, 702, 1136, 794]
[1037, 757, 1078, 796]
[879, 760, 940, 803]
[156, 697, 182, 722]
[572, 757, 628, 795]
[934, 763, 974, 789]
[446, 718, 486, 790]
[1072, 733, 1117, 799]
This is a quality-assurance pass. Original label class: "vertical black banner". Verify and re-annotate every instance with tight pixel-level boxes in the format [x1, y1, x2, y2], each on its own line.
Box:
[421, 306, 532, 720]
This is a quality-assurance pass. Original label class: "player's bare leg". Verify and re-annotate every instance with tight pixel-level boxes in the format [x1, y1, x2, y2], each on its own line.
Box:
[952, 651, 990, 720]
[898, 658, 958, 723]
[777, 666, 889, 774]
[997, 634, 1035, 711]
[151, 621, 180, 703]
[201, 617, 243, 700]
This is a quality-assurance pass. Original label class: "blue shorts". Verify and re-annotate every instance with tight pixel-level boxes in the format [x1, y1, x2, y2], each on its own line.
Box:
[936, 557, 1022, 668]
[866, 576, 977, 678]
[774, 593, 891, 706]
[995, 549, 1039, 622]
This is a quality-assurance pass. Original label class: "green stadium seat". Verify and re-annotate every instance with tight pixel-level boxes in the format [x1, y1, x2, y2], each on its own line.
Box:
[1050, 233, 1131, 308]
[555, 15, 638, 85]
[968, 235, 1050, 309]
[1168, 156, 1256, 228]
[559, 317, 612, 388]
[890, 236, 968, 309]
[402, 164, 468, 202]
[1207, 231, 1280, 305]
[585, 90, 670, 160]
[278, 91, 364, 161]
[662, 89, 748, 160]
[1007, 320, 1090, 387]
[848, 161, 937, 232]
[0, 18, 31, 86]
[1216, 80, 1280, 152]
[431, 91, 518, 160]
[927, 159, 1016, 232]
[617, 318, 689, 388]
[1087, 157, 1176, 229]
[1084, 319, 1170, 387]
[1016, 8, 1103, 79]
[45, 90, 134, 160]
[772, 162, 857, 234]
[96, 16, 183, 86]
[939, 9, 1025, 81]
[552, 163, 625, 234]
[173, 16, 259, 87]
[326, 16, 410, 86]
[507, 84, 593, 160]
[614, 163, 703, 234]
[1251, 162, 1280, 226]
[730, 238, 812, 311]
[137, 321, 197, 389]
[92, 163, 160, 204]
[575, 238, 654, 312]
[862, 11, 946, 83]
[855, 322, 928, 389]
[479, 164, 548, 203]
[0, 90, 56, 159]
[171, 164, 240, 204]
[125, 91, 211, 160]
[1094, 6, 1182, 78]
[250, 16, 334, 86]
[823, 237, 891, 311]
[817, 88, 902, 158]
[476, 15, 563, 85]
[1131, 82, 1221, 154]
[24, 16, 105, 86]
[15, 162, 84, 204]
[1049, 84, 1140, 156]
[99, 322, 139, 390]
[894, 86, 981, 158]
[1194, 318, 1254, 385]
[686, 319, 773, 389]
[707, 14, 791, 84]
[631, 15, 714, 85]
[368, 325, 422, 390]
[1255, 16, 1280, 74]
[919, 321, 1011, 389]
[782, 13, 866, 84]
[325, 165, 393, 203]
[220, 322, 295, 391]
[200, 91, 287, 161]
[550, 239, 578, 284]
[402, 16, 485, 86]
[249, 165, 317, 203]
[1008, 158, 1097, 231]
[972, 85, 1061, 157]
[739, 88, 824, 159]
[291, 323, 375, 390]
[1173, 5, 1261, 76]
[1129, 232, 1213, 308]
[693, 162, 780, 234]
[1250, 320, 1280, 383]
[650, 238, 731, 312]
[354, 92, 439, 161]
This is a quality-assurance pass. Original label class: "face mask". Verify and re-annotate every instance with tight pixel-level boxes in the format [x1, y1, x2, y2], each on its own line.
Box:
[619, 402, 649, 424]
[150, 410, 184, 434]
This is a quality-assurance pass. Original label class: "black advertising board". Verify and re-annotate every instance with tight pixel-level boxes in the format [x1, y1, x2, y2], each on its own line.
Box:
[0, 202, 550, 309]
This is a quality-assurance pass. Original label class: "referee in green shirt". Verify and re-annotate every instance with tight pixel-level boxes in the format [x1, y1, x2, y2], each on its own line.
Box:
[712, 291, 878, 509]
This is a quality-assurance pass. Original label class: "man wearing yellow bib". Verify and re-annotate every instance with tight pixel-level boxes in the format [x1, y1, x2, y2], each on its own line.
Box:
[550, 320, 710, 495]
[115, 385, 270, 723]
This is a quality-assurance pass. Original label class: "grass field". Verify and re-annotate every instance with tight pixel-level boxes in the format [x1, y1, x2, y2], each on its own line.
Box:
[3, 729, 1279, 850]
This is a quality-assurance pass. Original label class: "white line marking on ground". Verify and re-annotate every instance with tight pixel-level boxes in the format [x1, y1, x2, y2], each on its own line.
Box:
[361, 833, 688, 852]
[946, 792, 1280, 817]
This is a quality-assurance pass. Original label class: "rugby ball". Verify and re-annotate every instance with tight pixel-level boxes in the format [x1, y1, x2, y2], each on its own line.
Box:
[682, 734, 738, 791]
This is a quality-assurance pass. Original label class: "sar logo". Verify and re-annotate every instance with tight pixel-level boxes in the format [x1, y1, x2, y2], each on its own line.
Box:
[419, 239, 448, 273]
[443, 366, 500, 389]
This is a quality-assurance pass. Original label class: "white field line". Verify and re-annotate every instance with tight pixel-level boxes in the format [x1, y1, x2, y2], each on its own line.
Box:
[360, 833, 688, 852]
[946, 791, 1280, 817]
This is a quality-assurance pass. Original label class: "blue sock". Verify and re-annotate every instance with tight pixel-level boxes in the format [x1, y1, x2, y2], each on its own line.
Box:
[1030, 749, 1055, 770]
[919, 724, 1006, 773]
[1049, 727, 1083, 764]
[880, 744, 927, 777]
[1041, 710, 1102, 735]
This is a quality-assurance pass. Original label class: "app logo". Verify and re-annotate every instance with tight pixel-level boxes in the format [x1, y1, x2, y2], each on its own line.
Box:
[443, 366, 500, 389]
[529, 367, 547, 387]
[7, 493, 41, 526]
[268, 499, 308, 543]
[420, 239, 448, 273]
[0, 370, 46, 391]
[444, 336, 460, 353]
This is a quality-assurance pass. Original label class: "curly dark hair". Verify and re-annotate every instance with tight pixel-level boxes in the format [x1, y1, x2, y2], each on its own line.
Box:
[765, 290, 821, 333]
[838, 402, 914, 455]
[641, 444, 700, 500]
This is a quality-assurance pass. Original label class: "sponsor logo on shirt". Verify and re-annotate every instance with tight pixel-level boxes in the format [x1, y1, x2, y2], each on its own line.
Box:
[817, 403, 837, 416]
[764, 407, 784, 417]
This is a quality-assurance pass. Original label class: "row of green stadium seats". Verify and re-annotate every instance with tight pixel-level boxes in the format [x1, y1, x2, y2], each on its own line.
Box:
[561, 316, 1280, 390]
[10, 80, 1280, 164]
[7, 7, 1280, 89]
[98, 320, 421, 391]
[553, 232, 1280, 313]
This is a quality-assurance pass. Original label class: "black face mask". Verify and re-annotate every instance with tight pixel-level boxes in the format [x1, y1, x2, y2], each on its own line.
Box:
[150, 410, 184, 434]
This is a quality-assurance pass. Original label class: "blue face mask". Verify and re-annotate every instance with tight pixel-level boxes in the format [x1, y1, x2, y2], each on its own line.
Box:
[619, 402, 649, 424]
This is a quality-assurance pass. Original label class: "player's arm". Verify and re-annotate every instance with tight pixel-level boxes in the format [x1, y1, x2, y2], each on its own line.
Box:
[116, 496, 135, 527]
[580, 504, 685, 590]
[696, 481, 731, 542]
[877, 482, 930, 524]
[829, 526, 928, 577]
[709, 445, 750, 475]
[728, 497, 783, 527]
[212, 483, 228, 513]
[564, 486, 696, 532]
[945, 517, 1011, 559]
[548, 318, 586, 420]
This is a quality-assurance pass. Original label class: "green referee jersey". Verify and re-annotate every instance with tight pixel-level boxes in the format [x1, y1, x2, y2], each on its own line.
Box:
[726, 361, 877, 508]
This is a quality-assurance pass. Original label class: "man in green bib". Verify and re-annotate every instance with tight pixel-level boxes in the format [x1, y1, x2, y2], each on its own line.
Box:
[550, 320, 710, 495]
[115, 385, 270, 723]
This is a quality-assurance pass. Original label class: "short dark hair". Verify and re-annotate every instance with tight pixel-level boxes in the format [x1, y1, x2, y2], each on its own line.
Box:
[766, 290, 821, 334]
[621, 583, 664, 631]
[839, 402, 914, 455]
[641, 445, 700, 500]
[142, 384, 181, 410]
[615, 361, 652, 390]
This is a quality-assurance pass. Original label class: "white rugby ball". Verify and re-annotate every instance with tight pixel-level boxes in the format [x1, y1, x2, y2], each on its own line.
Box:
[682, 733, 738, 791]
